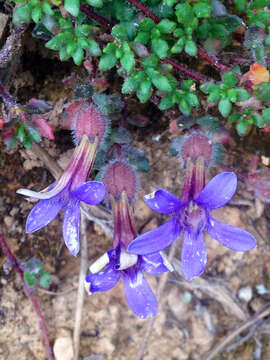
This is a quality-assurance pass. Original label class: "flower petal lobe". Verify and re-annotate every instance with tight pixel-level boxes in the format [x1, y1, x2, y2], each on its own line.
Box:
[63, 200, 81, 256]
[85, 264, 121, 293]
[207, 217, 257, 251]
[72, 181, 106, 205]
[144, 189, 182, 214]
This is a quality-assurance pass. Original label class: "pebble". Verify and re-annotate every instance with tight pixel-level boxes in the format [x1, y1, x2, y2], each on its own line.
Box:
[238, 286, 253, 302]
[53, 329, 74, 360]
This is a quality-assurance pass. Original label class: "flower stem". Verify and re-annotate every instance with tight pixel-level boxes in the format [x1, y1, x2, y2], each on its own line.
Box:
[0, 234, 53, 360]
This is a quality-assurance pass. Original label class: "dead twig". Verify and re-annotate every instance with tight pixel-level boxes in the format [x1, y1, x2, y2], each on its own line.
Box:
[203, 303, 270, 360]
[73, 212, 88, 360]
[172, 258, 247, 321]
[135, 242, 178, 360]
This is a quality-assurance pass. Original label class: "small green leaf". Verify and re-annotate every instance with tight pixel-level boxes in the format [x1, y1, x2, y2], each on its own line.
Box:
[235, 89, 250, 102]
[262, 108, 270, 125]
[42, 2, 54, 16]
[227, 89, 237, 103]
[179, 98, 191, 116]
[87, 40, 101, 56]
[236, 120, 249, 135]
[139, 18, 155, 32]
[137, 80, 152, 103]
[120, 51, 135, 73]
[207, 89, 220, 102]
[152, 75, 172, 93]
[185, 40, 197, 56]
[99, 53, 117, 70]
[75, 24, 90, 37]
[72, 46, 84, 65]
[64, 0, 80, 17]
[142, 55, 158, 68]
[157, 19, 177, 34]
[13, 4, 32, 24]
[193, 3, 211, 18]
[151, 38, 169, 59]
[32, 6, 42, 23]
[171, 38, 185, 53]
[134, 31, 150, 45]
[40, 273, 51, 288]
[223, 72, 238, 87]
[254, 82, 270, 101]
[66, 40, 77, 56]
[122, 76, 139, 94]
[218, 98, 232, 117]
[228, 113, 241, 123]
[112, 25, 127, 40]
[86, 0, 103, 7]
[185, 93, 199, 107]
[159, 95, 176, 110]
[24, 272, 37, 287]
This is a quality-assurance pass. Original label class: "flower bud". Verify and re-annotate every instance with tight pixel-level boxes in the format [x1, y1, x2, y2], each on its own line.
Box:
[101, 160, 139, 203]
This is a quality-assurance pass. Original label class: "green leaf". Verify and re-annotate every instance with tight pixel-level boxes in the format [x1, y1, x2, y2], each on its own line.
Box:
[236, 120, 249, 135]
[42, 2, 54, 16]
[184, 40, 197, 56]
[120, 51, 135, 73]
[152, 74, 172, 93]
[59, 46, 70, 61]
[112, 25, 127, 40]
[103, 42, 117, 54]
[27, 125, 41, 143]
[179, 98, 191, 116]
[227, 89, 237, 103]
[253, 113, 264, 127]
[86, 0, 103, 7]
[254, 82, 270, 101]
[24, 272, 37, 287]
[139, 18, 155, 32]
[134, 31, 150, 45]
[171, 38, 185, 53]
[72, 46, 84, 65]
[99, 53, 117, 70]
[87, 40, 101, 56]
[159, 95, 176, 110]
[64, 0, 80, 17]
[207, 89, 220, 102]
[223, 72, 238, 87]
[13, 4, 32, 24]
[235, 89, 251, 102]
[137, 80, 152, 103]
[75, 24, 90, 37]
[193, 3, 211, 18]
[200, 82, 218, 94]
[151, 38, 169, 59]
[142, 55, 158, 68]
[66, 40, 77, 56]
[262, 108, 270, 125]
[40, 273, 51, 288]
[157, 19, 177, 34]
[218, 98, 232, 117]
[122, 76, 139, 94]
[181, 80, 194, 92]
[32, 6, 42, 23]
[185, 93, 199, 107]
[165, 0, 178, 7]
[228, 113, 241, 123]
[175, 3, 193, 26]
[17, 124, 26, 143]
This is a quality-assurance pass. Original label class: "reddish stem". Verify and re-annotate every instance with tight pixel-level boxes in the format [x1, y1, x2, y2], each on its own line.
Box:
[0, 234, 53, 360]
[80, 5, 113, 30]
[163, 58, 207, 82]
[127, 0, 160, 23]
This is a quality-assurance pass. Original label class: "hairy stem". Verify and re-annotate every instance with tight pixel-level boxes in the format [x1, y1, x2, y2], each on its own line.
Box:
[80, 5, 113, 30]
[0, 234, 53, 360]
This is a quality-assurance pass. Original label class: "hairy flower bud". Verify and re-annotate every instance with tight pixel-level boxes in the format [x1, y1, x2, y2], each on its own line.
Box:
[101, 160, 139, 203]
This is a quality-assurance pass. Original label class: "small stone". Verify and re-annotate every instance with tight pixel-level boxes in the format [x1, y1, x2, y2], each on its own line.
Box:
[53, 329, 74, 360]
[238, 286, 253, 302]
[4, 216, 13, 228]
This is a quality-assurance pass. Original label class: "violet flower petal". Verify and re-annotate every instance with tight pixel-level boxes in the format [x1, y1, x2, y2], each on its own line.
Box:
[181, 230, 207, 281]
[26, 194, 65, 233]
[63, 199, 81, 256]
[141, 253, 169, 275]
[207, 217, 257, 251]
[196, 172, 237, 210]
[144, 189, 183, 214]
[71, 181, 106, 205]
[128, 217, 181, 255]
[123, 267, 157, 318]
[85, 264, 121, 293]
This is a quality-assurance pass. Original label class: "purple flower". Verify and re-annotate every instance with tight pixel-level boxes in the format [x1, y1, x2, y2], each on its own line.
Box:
[17, 136, 106, 255]
[85, 243, 169, 319]
[85, 160, 171, 318]
[128, 172, 257, 281]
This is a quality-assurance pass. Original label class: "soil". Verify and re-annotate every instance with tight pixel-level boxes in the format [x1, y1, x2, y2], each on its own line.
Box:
[1, 17, 270, 360]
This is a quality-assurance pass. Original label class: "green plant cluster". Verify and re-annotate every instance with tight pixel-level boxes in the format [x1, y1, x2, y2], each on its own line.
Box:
[12, 0, 270, 135]
[23, 258, 51, 288]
